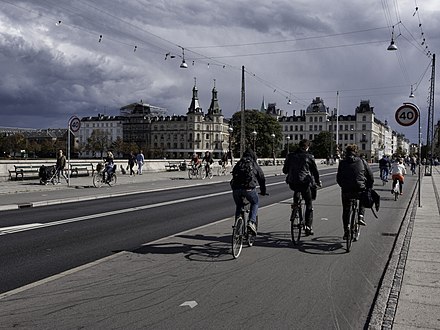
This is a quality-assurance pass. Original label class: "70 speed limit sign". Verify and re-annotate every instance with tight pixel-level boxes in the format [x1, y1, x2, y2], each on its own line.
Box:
[395, 103, 419, 126]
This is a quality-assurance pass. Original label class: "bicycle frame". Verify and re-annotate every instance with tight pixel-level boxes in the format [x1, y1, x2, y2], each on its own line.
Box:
[231, 196, 257, 258]
[346, 198, 360, 252]
[290, 192, 305, 245]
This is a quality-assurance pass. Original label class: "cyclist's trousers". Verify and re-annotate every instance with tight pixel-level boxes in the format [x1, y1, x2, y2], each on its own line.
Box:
[291, 185, 314, 228]
[232, 188, 259, 223]
[341, 191, 365, 231]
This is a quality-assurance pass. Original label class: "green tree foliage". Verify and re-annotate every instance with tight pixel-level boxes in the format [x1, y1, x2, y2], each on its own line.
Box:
[311, 131, 333, 158]
[86, 129, 110, 157]
[230, 110, 282, 158]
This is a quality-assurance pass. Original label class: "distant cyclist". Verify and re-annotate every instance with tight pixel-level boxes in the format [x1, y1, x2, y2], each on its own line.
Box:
[378, 154, 391, 182]
[103, 151, 115, 182]
[283, 139, 321, 236]
[190, 153, 201, 169]
[230, 148, 266, 235]
[202, 150, 214, 177]
[391, 158, 406, 195]
[336, 144, 374, 239]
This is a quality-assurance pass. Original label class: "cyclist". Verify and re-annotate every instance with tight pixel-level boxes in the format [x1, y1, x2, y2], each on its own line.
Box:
[230, 148, 266, 235]
[378, 154, 391, 182]
[190, 153, 202, 169]
[202, 150, 214, 177]
[336, 144, 374, 239]
[283, 139, 321, 236]
[103, 151, 115, 183]
[391, 158, 406, 195]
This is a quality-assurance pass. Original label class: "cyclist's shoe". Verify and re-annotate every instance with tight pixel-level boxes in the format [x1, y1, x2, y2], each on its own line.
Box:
[305, 226, 314, 236]
[247, 221, 257, 236]
[358, 215, 366, 226]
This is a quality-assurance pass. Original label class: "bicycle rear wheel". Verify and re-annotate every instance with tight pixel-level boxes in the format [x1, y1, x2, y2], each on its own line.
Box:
[108, 174, 117, 186]
[232, 217, 244, 258]
[290, 205, 302, 245]
[346, 202, 356, 252]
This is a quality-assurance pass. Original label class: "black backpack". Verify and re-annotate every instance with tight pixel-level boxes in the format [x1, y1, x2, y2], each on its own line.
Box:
[232, 158, 254, 187]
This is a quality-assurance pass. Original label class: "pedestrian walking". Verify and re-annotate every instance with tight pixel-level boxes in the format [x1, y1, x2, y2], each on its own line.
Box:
[137, 150, 145, 175]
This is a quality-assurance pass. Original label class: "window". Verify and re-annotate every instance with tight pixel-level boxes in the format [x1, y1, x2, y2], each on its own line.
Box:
[362, 124, 366, 131]
[309, 125, 313, 131]
[206, 134, 210, 139]
[362, 143, 366, 150]
[309, 134, 313, 140]
[319, 117, 322, 122]
[362, 115, 366, 121]
[350, 134, 354, 140]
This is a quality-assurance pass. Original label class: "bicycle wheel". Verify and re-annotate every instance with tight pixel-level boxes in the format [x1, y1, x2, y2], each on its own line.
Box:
[108, 174, 117, 186]
[247, 216, 258, 247]
[232, 217, 244, 258]
[188, 169, 193, 179]
[93, 173, 103, 188]
[200, 168, 207, 180]
[207, 169, 213, 179]
[290, 205, 302, 245]
[346, 202, 356, 252]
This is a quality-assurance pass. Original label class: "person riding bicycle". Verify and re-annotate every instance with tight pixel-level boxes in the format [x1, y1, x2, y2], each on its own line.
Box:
[336, 144, 374, 239]
[391, 158, 406, 195]
[190, 153, 202, 170]
[103, 151, 115, 183]
[378, 154, 391, 182]
[202, 150, 214, 177]
[230, 148, 266, 236]
[283, 139, 321, 236]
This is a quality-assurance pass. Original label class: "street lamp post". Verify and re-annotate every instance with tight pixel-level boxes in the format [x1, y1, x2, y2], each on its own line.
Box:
[271, 133, 276, 164]
[252, 129, 257, 153]
[286, 135, 290, 154]
[228, 126, 233, 165]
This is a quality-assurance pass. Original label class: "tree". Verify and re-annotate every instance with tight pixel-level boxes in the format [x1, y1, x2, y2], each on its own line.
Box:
[230, 110, 282, 158]
[86, 129, 111, 158]
[311, 131, 333, 158]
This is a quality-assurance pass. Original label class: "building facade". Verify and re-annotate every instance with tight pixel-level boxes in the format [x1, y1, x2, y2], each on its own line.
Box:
[279, 97, 410, 161]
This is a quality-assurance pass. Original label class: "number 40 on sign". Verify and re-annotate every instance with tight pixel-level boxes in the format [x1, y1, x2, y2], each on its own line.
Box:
[395, 103, 419, 127]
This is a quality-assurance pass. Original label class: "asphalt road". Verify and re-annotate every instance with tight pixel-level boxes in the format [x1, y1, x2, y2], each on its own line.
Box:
[0, 167, 418, 328]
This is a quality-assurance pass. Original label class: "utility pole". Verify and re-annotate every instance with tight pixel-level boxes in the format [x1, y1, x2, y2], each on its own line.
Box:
[426, 54, 435, 176]
[240, 66, 246, 158]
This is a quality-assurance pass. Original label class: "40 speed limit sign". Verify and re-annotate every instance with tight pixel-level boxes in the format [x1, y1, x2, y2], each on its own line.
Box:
[395, 103, 419, 126]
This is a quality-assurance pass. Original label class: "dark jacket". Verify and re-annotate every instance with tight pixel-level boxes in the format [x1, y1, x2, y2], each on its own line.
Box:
[230, 149, 266, 194]
[283, 148, 320, 189]
[337, 154, 374, 193]
[379, 157, 391, 168]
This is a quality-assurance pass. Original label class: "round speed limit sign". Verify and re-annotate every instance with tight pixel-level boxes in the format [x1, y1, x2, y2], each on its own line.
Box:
[69, 116, 81, 132]
[395, 104, 419, 126]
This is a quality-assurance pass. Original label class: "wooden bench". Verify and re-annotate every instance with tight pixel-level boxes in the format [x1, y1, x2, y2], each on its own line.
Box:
[69, 162, 95, 176]
[165, 161, 184, 171]
[10, 165, 41, 180]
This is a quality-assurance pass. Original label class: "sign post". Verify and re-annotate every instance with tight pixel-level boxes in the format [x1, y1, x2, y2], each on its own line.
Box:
[68, 116, 81, 187]
[395, 103, 421, 207]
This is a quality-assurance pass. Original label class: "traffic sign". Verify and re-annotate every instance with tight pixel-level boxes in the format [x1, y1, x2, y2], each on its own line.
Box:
[395, 104, 419, 126]
[69, 116, 81, 132]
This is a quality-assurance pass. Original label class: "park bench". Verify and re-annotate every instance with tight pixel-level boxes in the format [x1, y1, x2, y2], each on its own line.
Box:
[9, 165, 41, 180]
[165, 161, 185, 171]
[68, 162, 95, 176]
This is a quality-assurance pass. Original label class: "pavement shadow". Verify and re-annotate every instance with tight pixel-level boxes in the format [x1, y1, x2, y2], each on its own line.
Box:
[129, 234, 233, 262]
[296, 236, 345, 255]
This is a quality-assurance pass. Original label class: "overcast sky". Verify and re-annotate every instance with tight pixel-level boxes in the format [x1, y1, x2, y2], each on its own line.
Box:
[0, 0, 438, 143]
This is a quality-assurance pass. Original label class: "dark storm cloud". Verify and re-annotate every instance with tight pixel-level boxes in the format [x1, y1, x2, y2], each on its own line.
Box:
[0, 0, 437, 142]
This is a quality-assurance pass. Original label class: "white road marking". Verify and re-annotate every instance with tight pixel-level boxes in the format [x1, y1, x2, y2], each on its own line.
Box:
[180, 301, 198, 308]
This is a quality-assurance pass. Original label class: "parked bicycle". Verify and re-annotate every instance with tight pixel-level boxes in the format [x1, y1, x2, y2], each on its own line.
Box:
[93, 163, 117, 188]
[345, 198, 360, 252]
[290, 192, 305, 245]
[231, 197, 258, 258]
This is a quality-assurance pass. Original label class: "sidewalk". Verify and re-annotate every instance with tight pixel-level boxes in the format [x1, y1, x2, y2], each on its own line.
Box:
[1, 164, 439, 328]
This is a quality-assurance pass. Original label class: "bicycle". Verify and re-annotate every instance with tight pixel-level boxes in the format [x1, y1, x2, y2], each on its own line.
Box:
[346, 198, 360, 252]
[380, 168, 389, 185]
[201, 162, 213, 179]
[188, 164, 203, 179]
[217, 163, 228, 176]
[231, 196, 258, 259]
[93, 163, 117, 188]
[290, 192, 305, 245]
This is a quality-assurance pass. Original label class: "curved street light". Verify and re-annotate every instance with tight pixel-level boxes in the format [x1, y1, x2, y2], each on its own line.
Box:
[228, 126, 233, 164]
[252, 130, 257, 153]
[271, 133, 276, 163]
